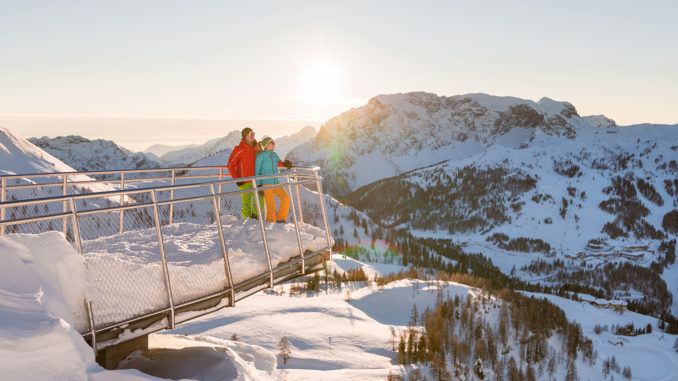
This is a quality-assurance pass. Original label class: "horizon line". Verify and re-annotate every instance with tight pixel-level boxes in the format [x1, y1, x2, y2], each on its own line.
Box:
[0, 113, 328, 122]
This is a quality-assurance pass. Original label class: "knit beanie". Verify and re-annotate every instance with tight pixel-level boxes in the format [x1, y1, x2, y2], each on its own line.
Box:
[241, 127, 253, 140]
[260, 136, 273, 150]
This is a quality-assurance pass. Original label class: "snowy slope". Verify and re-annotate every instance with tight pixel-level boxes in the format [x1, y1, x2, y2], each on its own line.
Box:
[168, 255, 678, 380]
[1, 127, 82, 176]
[345, 121, 678, 316]
[28, 135, 161, 172]
[287, 91, 614, 196]
[526, 291, 678, 381]
[0, 127, 118, 195]
[347, 123, 678, 249]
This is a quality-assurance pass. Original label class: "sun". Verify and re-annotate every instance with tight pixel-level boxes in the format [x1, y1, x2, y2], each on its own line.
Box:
[300, 61, 341, 105]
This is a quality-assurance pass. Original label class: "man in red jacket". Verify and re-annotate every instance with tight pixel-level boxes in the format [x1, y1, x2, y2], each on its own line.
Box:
[227, 127, 265, 219]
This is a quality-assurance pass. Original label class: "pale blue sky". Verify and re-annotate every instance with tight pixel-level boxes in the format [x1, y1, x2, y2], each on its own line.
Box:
[1, 0, 676, 150]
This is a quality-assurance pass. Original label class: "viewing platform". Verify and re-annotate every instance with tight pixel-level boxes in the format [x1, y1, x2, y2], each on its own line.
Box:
[0, 165, 334, 367]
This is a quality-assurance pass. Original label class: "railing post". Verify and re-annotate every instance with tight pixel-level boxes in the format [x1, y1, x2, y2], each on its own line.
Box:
[68, 198, 83, 254]
[119, 172, 125, 233]
[314, 172, 333, 250]
[285, 175, 305, 274]
[218, 168, 223, 213]
[151, 190, 175, 329]
[293, 168, 303, 223]
[169, 170, 175, 225]
[1, 177, 5, 236]
[86, 300, 97, 356]
[252, 180, 274, 288]
[210, 184, 235, 307]
[63, 174, 68, 236]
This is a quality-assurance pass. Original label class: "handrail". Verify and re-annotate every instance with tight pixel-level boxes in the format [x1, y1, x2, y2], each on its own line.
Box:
[0, 172, 312, 209]
[0, 164, 321, 181]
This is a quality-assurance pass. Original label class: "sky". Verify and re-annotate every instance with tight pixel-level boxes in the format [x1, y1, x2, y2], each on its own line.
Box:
[1, 0, 676, 151]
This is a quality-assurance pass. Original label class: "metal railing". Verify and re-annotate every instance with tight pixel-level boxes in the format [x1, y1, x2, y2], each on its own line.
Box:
[0, 165, 333, 352]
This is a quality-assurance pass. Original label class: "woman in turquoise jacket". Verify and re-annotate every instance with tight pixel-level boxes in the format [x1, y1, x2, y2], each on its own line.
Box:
[255, 136, 293, 223]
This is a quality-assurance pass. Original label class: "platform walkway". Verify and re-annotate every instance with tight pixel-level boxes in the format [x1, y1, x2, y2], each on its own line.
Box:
[0, 166, 334, 363]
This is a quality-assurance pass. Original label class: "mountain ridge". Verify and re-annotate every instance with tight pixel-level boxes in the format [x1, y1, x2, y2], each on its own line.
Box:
[288, 91, 617, 197]
[28, 135, 161, 173]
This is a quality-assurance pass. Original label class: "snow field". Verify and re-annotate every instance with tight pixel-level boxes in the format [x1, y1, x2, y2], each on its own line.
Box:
[525, 292, 678, 381]
[168, 255, 477, 380]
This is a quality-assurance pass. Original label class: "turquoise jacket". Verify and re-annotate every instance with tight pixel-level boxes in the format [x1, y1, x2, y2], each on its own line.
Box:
[255, 150, 283, 186]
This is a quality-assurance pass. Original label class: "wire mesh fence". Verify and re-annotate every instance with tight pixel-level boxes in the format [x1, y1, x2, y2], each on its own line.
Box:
[216, 191, 271, 285]
[159, 193, 230, 305]
[80, 203, 170, 329]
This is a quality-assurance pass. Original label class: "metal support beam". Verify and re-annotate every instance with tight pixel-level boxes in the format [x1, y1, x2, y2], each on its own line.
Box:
[151, 190, 175, 329]
[86, 300, 97, 356]
[210, 184, 235, 307]
[286, 175, 305, 274]
[119, 172, 125, 233]
[1, 177, 5, 236]
[68, 198, 83, 255]
[252, 181, 274, 288]
[314, 173, 333, 250]
[293, 168, 303, 223]
[218, 167, 223, 213]
[63, 174, 68, 236]
[169, 170, 175, 225]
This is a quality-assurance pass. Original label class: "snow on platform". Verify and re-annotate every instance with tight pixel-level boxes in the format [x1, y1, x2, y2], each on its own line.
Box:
[82, 215, 330, 329]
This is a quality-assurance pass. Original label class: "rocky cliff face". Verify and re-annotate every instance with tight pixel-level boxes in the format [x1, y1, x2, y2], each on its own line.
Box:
[287, 92, 615, 197]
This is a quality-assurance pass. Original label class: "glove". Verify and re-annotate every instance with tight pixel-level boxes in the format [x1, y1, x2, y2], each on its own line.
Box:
[283, 160, 293, 169]
[236, 181, 245, 187]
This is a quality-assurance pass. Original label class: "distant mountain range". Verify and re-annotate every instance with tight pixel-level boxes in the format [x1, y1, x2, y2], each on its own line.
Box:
[23, 126, 316, 170]
[145, 126, 317, 167]
[29, 135, 162, 172]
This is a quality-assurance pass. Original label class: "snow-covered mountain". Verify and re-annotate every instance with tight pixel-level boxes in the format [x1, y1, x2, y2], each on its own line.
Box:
[159, 130, 243, 167]
[1, 127, 81, 176]
[144, 142, 200, 158]
[288, 92, 678, 319]
[0, 127, 117, 206]
[273, 125, 317, 160]
[287, 92, 616, 197]
[28, 135, 161, 172]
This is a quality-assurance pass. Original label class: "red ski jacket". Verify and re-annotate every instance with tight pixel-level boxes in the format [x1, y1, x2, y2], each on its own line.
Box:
[227, 139, 258, 180]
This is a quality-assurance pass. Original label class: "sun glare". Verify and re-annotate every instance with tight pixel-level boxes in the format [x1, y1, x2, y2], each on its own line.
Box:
[300, 61, 341, 105]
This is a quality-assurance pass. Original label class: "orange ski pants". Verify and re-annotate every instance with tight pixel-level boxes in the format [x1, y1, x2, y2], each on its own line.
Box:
[262, 184, 290, 223]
